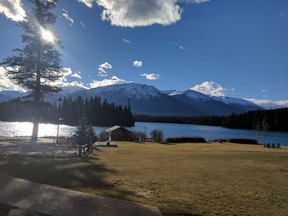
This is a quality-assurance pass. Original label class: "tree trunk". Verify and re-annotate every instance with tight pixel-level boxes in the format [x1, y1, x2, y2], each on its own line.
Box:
[31, 47, 42, 142]
[31, 121, 39, 142]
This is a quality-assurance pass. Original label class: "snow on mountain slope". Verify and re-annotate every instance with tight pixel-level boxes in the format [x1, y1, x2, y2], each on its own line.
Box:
[212, 96, 262, 107]
[76, 83, 163, 100]
[170, 89, 211, 101]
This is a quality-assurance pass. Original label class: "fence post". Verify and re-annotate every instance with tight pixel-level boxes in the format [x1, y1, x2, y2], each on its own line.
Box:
[89, 143, 93, 153]
[78, 145, 82, 157]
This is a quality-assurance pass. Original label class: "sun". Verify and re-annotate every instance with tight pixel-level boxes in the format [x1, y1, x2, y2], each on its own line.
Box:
[40, 27, 54, 43]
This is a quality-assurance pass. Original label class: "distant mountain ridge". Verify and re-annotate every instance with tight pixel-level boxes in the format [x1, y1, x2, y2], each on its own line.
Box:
[70, 83, 263, 116]
[0, 83, 263, 116]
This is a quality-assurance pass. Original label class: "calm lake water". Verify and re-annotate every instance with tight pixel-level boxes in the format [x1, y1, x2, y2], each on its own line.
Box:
[0, 121, 287, 146]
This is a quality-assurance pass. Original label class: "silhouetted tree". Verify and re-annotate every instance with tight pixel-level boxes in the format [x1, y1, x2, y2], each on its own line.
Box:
[1, 0, 62, 141]
[150, 129, 164, 142]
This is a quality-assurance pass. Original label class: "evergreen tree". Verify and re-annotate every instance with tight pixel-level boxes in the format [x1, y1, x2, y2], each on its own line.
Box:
[75, 117, 89, 145]
[0, 0, 62, 141]
[75, 117, 97, 146]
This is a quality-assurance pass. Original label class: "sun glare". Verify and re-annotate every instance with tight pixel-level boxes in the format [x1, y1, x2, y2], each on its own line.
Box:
[40, 27, 54, 43]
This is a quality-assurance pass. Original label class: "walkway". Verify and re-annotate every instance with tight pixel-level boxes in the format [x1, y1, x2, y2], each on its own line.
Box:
[0, 175, 162, 216]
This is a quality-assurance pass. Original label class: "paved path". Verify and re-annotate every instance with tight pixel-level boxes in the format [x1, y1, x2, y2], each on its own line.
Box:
[0, 175, 162, 216]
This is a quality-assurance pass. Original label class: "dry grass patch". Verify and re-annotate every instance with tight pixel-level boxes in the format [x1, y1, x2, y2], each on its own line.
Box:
[0, 142, 288, 215]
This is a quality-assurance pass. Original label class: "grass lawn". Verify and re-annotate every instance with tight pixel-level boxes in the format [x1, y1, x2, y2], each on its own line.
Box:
[0, 142, 288, 215]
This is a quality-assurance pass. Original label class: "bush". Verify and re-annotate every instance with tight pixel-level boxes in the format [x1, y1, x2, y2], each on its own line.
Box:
[213, 138, 258, 144]
[150, 129, 164, 142]
[131, 131, 147, 142]
[228, 138, 258, 144]
[213, 138, 228, 143]
[166, 136, 206, 143]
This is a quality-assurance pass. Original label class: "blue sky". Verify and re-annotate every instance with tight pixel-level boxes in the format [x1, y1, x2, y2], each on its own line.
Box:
[0, 0, 288, 108]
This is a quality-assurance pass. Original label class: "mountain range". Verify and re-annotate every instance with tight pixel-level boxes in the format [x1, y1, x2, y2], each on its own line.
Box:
[0, 83, 263, 116]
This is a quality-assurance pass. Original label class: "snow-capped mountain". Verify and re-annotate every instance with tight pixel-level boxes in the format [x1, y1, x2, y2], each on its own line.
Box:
[75, 83, 163, 100]
[170, 89, 211, 101]
[43, 86, 88, 103]
[0, 90, 26, 102]
[71, 83, 263, 116]
[0, 83, 264, 116]
[212, 96, 259, 106]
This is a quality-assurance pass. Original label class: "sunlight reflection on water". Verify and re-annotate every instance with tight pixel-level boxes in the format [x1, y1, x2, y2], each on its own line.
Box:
[0, 121, 76, 137]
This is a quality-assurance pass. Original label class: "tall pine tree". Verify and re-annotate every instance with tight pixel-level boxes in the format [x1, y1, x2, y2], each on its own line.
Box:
[1, 0, 63, 141]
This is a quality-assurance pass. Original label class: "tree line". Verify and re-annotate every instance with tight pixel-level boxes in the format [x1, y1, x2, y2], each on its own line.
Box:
[0, 96, 135, 127]
[135, 108, 288, 132]
[61, 96, 134, 127]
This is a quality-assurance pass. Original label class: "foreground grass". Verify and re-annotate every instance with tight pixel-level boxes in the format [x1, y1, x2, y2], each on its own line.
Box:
[0, 142, 288, 215]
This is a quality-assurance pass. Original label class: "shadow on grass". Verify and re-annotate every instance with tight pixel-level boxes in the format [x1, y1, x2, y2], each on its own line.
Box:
[0, 153, 138, 201]
[0, 202, 49, 216]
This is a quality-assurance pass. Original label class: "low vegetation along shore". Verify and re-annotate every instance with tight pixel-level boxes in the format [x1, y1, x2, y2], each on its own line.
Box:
[0, 141, 288, 215]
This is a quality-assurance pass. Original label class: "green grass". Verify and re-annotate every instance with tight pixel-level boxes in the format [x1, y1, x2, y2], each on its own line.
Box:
[1, 142, 288, 215]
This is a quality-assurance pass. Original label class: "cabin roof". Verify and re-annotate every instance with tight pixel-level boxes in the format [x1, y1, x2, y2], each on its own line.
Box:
[106, 125, 130, 133]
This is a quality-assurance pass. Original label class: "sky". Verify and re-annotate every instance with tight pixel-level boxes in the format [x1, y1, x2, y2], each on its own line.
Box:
[0, 0, 288, 108]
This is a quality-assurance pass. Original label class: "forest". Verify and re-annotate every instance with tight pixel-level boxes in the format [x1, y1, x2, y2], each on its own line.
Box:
[0, 96, 134, 127]
[135, 108, 288, 132]
[1, 95, 287, 132]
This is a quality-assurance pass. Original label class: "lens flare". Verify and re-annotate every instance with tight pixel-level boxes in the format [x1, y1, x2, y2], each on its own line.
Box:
[40, 27, 54, 43]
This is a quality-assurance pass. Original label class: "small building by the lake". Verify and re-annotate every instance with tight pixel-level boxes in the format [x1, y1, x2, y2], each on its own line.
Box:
[106, 125, 132, 141]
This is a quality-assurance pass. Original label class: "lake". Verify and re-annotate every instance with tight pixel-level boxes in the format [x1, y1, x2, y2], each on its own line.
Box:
[0, 121, 287, 146]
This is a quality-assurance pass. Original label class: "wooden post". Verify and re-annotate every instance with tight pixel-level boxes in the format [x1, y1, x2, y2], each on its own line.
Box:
[78, 145, 82, 157]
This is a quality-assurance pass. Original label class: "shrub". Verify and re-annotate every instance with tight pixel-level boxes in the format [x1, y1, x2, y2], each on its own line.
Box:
[150, 129, 164, 142]
[228, 138, 258, 144]
[213, 138, 228, 143]
[213, 138, 258, 144]
[166, 136, 206, 143]
[131, 131, 147, 142]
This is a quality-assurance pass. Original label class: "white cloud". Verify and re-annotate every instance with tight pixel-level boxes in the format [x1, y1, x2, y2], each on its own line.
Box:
[97, 0, 182, 27]
[99, 62, 112, 69]
[133, 60, 143, 67]
[48, 67, 88, 90]
[182, 0, 210, 3]
[58, 81, 88, 90]
[62, 9, 74, 26]
[169, 42, 186, 50]
[0, 66, 26, 92]
[60, 67, 73, 79]
[191, 81, 227, 97]
[97, 68, 108, 77]
[245, 98, 288, 109]
[0, 0, 26, 21]
[179, 45, 185, 50]
[78, 0, 94, 8]
[71, 73, 82, 79]
[0, 66, 88, 93]
[80, 21, 86, 27]
[98, 62, 113, 77]
[76, 0, 209, 27]
[140, 73, 160, 80]
[89, 76, 130, 88]
[123, 38, 131, 43]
